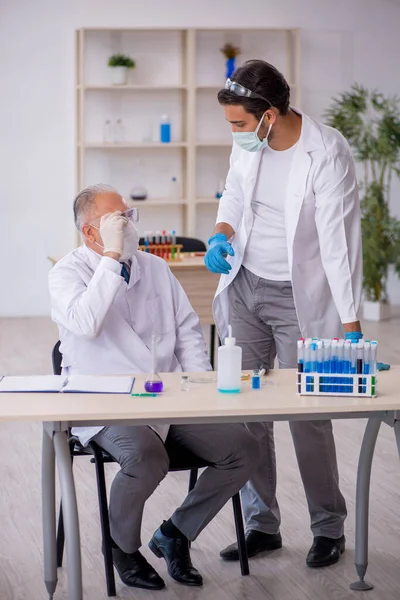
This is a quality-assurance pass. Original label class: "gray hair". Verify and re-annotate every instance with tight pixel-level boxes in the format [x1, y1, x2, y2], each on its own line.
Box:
[73, 183, 119, 231]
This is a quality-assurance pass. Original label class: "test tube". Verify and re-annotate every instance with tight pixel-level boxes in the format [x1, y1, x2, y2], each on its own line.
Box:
[304, 340, 312, 392]
[351, 341, 357, 374]
[357, 342, 363, 393]
[166, 231, 172, 259]
[337, 339, 344, 393]
[161, 230, 166, 259]
[323, 340, 331, 394]
[331, 340, 338, 392]
[344, 340, 351, 393]
[171, 229, 177, 260]
[155, 231, 161, 256]
[370, 341, 378, 375]
[370, 341, 378, 395]
[363, 341, 371, 394]
[297, 339, 304, 393]
[317, 340, 324, 392]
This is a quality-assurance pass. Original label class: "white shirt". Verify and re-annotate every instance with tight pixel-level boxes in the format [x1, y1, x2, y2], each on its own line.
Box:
[243, 143, 298, 281]
[48, 245, 211, 446]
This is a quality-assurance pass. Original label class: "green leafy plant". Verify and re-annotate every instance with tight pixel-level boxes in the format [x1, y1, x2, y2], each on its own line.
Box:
[108, 53, 135, 69]
[220, 43, 241, 60]
[325, 84, 400, 302]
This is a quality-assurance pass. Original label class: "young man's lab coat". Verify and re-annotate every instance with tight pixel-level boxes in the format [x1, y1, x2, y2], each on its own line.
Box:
[49, 246, 211, 445]
[213, 108, 363, 340]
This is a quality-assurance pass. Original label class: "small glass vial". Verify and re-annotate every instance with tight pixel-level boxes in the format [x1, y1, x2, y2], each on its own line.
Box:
[181, 376, 189, 391]
[103, 120, 113, 144]
[114, 118, 125, 143]
[252, 369, 261, 390]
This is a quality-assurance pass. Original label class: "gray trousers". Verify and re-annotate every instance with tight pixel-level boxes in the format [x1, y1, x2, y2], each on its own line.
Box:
[229, 266, 347, 538]
[94, 422, 260, 554]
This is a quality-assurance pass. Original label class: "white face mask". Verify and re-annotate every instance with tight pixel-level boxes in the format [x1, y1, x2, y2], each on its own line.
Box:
[232, 113, 272, 152]
[92, 221, 139, 261]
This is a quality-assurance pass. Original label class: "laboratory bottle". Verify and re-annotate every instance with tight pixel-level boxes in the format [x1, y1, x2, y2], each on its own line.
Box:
[114, 119, 125, 143]
[160, 114, 171, 143]
[170, 176, 179, 201]
[217, 325, 242, 393]
[103, 120, 112, 144]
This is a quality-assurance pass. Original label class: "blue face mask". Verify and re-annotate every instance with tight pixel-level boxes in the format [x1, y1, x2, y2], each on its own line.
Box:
[232, 113, 272, 152]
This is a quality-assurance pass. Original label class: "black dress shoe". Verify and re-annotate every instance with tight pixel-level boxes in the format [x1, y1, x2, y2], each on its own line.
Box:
[306, 535, 345, 568]
[220, 530, 282, 561]
[149, 526, 203, 586]
[111, 546, 165, 590]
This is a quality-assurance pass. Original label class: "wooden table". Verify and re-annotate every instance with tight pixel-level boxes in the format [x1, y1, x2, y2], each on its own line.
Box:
[1, 368, 400, 599]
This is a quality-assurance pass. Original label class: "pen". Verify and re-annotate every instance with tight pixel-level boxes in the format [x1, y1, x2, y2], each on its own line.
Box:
[131, 393, 158, 397]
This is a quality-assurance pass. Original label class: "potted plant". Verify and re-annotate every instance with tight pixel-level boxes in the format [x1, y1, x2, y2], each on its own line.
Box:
[325, 85, 400, 321]
[220, 43, 241, 79]
[108, 53, 135, 85]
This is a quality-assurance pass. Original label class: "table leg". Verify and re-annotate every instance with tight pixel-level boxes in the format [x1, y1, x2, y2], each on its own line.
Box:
[42, 426, 57, 599]
[393, 420, 400, 457]
[350, 418, 382, 591]
[53, 431, 83, 600]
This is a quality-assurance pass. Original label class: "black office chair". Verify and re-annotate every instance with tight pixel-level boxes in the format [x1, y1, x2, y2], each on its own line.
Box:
[53, 343, 249, 597]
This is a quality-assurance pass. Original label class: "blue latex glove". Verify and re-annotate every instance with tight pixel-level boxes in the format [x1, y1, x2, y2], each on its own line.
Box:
[344, 331, 363, 341]
[377, 362, 390, 371]
[204, 233, 235, 274]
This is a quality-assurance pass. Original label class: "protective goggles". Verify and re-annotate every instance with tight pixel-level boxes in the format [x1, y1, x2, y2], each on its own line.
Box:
[121, 207, 139, 223]
[89, 207, 139, 229]
[225, 78, 271, 107]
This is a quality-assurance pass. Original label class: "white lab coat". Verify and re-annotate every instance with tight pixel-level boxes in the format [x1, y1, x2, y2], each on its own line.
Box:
[49, 245, 211, 445]
[214, 108, 363, 341]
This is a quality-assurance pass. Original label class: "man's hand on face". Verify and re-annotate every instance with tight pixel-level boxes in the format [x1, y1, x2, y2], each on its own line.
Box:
[100, 211, 127, 261]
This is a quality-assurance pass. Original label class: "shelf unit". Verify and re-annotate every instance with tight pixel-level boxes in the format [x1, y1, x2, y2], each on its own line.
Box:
[76, 28, 301, 241]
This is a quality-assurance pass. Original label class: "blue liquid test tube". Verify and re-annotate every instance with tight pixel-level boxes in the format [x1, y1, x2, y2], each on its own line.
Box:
[323, 340, 331, 393]
[317, 340, 324, 392]
[344, 340, 351, 392]
[331, 340, 338, 393]
[304, 340, 312, 392]
[337, 340, 344, 394]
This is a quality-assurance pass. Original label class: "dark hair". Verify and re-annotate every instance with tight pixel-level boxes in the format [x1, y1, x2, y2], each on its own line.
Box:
[217, 60, 290, 118]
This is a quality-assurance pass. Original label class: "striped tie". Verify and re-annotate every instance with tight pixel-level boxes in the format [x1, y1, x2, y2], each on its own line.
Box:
[120, 263, 130, 284]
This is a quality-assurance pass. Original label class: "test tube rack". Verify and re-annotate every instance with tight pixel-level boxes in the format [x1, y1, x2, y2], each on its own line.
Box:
[297, 372, 377, 397]
[139, 244, 183, 261]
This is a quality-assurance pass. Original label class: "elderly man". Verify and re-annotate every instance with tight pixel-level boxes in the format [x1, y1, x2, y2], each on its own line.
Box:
[48, 184, 260, 591]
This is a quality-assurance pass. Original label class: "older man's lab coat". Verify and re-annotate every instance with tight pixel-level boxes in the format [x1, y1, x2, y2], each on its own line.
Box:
[49, 246, 211, 445]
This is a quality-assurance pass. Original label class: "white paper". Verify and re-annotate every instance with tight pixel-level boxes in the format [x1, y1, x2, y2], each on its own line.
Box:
[0, 375, 65, 393]
[62, 375, 135, 394]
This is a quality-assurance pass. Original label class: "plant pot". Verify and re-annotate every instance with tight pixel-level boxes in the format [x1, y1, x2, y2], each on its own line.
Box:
[226, 57, 236, 79]
[110, 66, 128, 85]
[363, 300, 391, 322]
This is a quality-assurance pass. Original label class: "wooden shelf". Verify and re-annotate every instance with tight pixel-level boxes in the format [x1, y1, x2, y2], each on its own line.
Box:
[76, 27, 301, 239]
[196, 197, 220, 205]
[81, 84, 188, 91]
[196, 141, 232, 147]
[82, 142, 188, 149]
[128, 198, 187, 207]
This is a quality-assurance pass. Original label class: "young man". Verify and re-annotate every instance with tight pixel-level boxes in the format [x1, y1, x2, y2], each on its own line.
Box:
[204, 60, 363, 568]
[49, 184, 260, 591]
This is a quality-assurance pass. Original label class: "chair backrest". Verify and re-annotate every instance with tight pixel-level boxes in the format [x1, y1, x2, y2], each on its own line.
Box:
[52, 341, 62, 375]
[138, 236, 206, 253]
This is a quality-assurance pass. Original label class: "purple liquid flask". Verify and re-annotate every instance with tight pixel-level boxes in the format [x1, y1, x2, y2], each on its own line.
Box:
[144, 335, 164, 393]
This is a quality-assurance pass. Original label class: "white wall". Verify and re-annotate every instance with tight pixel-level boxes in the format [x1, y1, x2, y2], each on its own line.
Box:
[1, 0, 400, 316]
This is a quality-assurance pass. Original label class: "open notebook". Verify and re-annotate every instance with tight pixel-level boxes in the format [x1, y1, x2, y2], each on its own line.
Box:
[0, 375, 135, 394]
